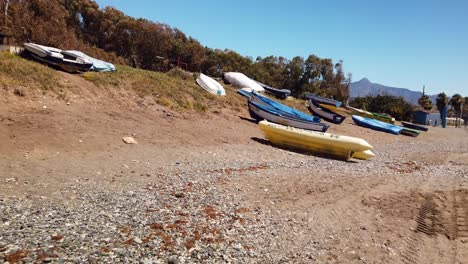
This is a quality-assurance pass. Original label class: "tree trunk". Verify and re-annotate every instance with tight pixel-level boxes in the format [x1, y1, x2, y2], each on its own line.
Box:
[4, 0, 9, 26]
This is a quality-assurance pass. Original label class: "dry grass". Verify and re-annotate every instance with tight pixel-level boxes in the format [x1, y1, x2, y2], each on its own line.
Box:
[83, 65, 246, 113]
[0, 52, 64, 91]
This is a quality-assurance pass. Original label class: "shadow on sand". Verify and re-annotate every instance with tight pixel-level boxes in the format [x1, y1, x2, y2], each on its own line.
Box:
[238, 116, 258, 124]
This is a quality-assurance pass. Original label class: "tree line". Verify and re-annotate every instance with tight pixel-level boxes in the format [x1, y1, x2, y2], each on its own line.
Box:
[0, 0, 349, 102]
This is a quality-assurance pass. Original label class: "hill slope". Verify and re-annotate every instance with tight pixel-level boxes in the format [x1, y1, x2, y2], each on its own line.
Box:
[350, 78, 437, 105]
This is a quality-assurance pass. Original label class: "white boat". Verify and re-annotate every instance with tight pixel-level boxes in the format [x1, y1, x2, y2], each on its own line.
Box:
[24, 43, 93, 72]
[62, 50, 116, 72]
[196, 73, 226, 95]
[24, 43, 63, 63]
[224, 72, 265, 92]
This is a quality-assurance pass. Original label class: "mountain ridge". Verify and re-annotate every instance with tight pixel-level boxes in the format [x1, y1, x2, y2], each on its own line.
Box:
[349, 78, 437, 105]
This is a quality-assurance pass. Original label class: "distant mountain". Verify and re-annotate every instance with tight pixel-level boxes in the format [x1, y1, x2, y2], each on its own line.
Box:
[350, 78, 437, 105]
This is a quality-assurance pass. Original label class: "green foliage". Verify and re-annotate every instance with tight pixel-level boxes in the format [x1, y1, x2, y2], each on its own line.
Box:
[2, 0, 349, 102]
[349, 95, 414, 121]
[418, 94, 433, 110]
[449, 94, 465, 117]
[435, 92, 448, 119]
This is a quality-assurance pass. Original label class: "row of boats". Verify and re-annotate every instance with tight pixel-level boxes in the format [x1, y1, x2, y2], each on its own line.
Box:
[194, 71, 429, 161]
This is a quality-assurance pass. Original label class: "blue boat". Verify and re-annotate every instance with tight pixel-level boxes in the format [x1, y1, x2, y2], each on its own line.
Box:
[308, 99, 346, 124]
[255, 81, 291, 99]
[237, 89, 253, 98]
[248, 99, 329, 132]
[305, 93, 342, 107]
[251, 92, 321, 122]
[352, 115, 403, 135]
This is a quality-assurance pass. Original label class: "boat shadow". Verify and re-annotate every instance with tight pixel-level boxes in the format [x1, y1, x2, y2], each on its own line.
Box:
[250, 137, 358, 162]
[238, 116, 258, 124]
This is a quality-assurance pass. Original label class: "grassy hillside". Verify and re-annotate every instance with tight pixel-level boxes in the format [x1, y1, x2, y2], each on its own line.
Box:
[1, 52, 246, 113]
[0, 52, 64, 92]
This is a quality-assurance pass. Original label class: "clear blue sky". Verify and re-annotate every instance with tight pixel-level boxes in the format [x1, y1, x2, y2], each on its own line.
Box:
[95, 0, 467, 96]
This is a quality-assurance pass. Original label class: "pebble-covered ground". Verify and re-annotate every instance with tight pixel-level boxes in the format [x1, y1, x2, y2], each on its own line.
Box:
[1, 99, 468, 263]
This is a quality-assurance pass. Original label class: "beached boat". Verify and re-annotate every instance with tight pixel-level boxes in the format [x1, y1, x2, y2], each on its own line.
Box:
[400, 127, 421, 137]
[24, 43, 93, 72]
[251, 92, 321, 122]
[196, 73, 226, 96]
[255, 81, 291, 99]
[319, 104, 351, 115]
[258, 120, 373, 161]
[353, 150, 376, 160]
[352, 115, 403, 135]
[237, 88, 253, 98]
[305, 93, 342, 107]
[347, 106, 394, 124]
[62, 50, 116, 72]
[248, 99, 329, 132]
[308, 100, 346, 124]
[224, 72, 264, 92]
[401, 121, 429, 132]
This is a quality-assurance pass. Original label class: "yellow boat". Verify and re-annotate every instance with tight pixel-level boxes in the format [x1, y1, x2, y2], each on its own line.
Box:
[352, 150, 376, 160]
[258, 120, 374, 161]
[319, 104, 351, 116]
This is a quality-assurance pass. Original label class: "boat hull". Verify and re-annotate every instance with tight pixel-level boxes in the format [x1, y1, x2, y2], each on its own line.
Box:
[248, 100, 329, 132]
[308, 100, 346, 124]
[352, 115, 402, 135]
[258, 120, 373, 161]
[224, 72, 264, 92]
[305, 93, 342, 107]
[401, 121, 429, 132]
[196, 73, 226, 95]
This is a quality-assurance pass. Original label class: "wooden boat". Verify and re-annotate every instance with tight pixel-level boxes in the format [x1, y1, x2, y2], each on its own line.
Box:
[305, 93, 342, 107]
[352, 115, 403, 135]
[255, 81, 291, 99]
[196, 73, 226, 95]
[248, 99, 329, 132]
[308, 100, 346, 124]
[319, 104, 351, 115]
[401, 121, 429, 132]
[224, 72, 264, 92]
[400, 127, 421, 137]
[24, 43, 93, 72]
[258, 120, 373, 161]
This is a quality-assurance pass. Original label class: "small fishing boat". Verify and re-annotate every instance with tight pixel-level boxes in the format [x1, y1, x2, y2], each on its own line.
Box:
[224, 72, 264, 92]
[248, 99, 329, 132]
[400, 127, 421, 137]
[196, 73, 226, 95]
[24, 43, 93, 72]
[251, 92, 321, 122]
[62, 50, 116, 72]
[255, 81, 291, 99]
[347, 106, 394, 124]
[258, 120, 373, 161]
[308, 100, 346, 124]
[305, 93, 342, 107]
[237, 88, 253, 98]
[352, 115, 403, 135]
[401, 121, 429, 132]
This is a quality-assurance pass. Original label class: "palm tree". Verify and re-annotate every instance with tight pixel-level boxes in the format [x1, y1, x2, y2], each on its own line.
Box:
[418, 94, 433, 110]
[449, 94, 465, 127]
